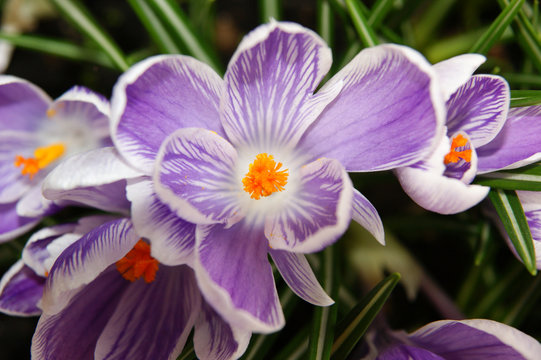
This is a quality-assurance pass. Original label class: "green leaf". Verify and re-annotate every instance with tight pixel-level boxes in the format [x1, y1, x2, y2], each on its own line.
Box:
[510, 90, 541, 107]
[469, 0, 525, 54]
[345, 0, 379, 47]
[502, 274, 541, 326]
[367, 0, 394, 28]
[331, 273, 401, 360]
[475, 163, 541, 191]
[309, 246, 339, 360]
[498, 0, 541, 74]
[50, 0, 130, 71]
[176, 344, 196, 360]
[0, 32, 114, 68]
[128, 0, 182, 54]
[147, 0, 224, 74]
[317, 0, 334, 46]
[488, 189, 537, 275]
[259, 0, 281, 22]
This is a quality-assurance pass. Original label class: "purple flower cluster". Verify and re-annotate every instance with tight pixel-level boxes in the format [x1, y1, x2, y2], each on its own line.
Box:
[0, 21, 540, 359]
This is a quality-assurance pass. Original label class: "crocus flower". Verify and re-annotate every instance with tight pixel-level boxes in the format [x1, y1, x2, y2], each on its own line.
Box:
[396, 54, 515, 214]
[0, 76, 111, 241]
[0, 215, 116, 316]
[31, 217, 250, 360]
[357, 319, 541, 359]
[43, 20, 444, 334]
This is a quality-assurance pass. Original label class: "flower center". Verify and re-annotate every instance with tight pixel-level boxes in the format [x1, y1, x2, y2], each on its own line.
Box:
[444, 134, 471, 165]
[116, 239, 159, 283]
[14, 143, 65, 179]
[242, 153, 289, 200]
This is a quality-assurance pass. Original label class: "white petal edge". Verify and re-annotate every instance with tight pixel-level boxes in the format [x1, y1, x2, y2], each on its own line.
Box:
[432, 54, 486, 101]
[0, 75, 52, 103]
[54, 85, 110, 121]
[352, 189, 385, 245]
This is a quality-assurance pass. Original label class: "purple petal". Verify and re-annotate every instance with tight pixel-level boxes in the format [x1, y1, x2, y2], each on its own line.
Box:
[95, 265, 200, 360]
[0, 201, 40, 243]
[111, 55, 224, 174]
[52, 180, 131, 214]
[31, 267, 129, 359]
[127, 178, 196, 266]
[22, 223, 77, 276]
[16, 183, 59, 218]
[194, 301, 252, 360]
[0, 260, 44, 316]
[352, 189, 385, 245]
[0, 75, 51, 132]
[154, 128, 241, 225]
[514, 191, 541, 268]
[265, 158, 352, 253]
[195, 222, 284, 333]
[298, 44, 445, 171]
[409, 319, 541, 359]
[376, 344, 445, 360]
[432, 54, 485, 101]
[222, 21, 335, 149]
[52, 85, 110, 139]
[446, 75, 509, 147]
[477, 105, 541, 173]
[269, 249, 333, 306]
[41, 218, 139, 314]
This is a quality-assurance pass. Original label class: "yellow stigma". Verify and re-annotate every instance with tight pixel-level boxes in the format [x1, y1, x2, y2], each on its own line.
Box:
[14, 143, 65, 179]
[242, 153, 289, 200]
[444, 134, 471, 165]
[116, 240, 159, 283]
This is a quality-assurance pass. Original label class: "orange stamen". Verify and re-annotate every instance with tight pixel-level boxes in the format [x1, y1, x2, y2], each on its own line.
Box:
[14, 143, 65, 179]
[444, 134, 472, 165]
[116, 240, 159, 283]
[242, 153, 289, 200]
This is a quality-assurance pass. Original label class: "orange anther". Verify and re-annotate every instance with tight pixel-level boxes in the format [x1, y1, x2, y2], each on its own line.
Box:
[242, 153, 289, 200]
[116, 240, 159, 283]
[14, 143, 65, 179]
[444, 134, 472, 165]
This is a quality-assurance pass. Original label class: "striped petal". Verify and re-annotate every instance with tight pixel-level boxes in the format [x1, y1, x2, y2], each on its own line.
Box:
[154, 128, 241, 225]
[195, 222, 284, 333]
[446, 75, 509, 147]
[265, 158, 352, 253]
[222, 20, 335, 149]
[0, 260, 44, 316]
[111, 55, 224, 174]
[298, 44, 445, 171]
[514, 191, 541, 269]
[410, 319, 541, 360]
[432, 53, 485, 101]
[95, 265, 200, 360]
[477, 105, 541, 173]
[127, 178, 196, 266]
[32, 267, 129, 359]
[194, 301, 252, 360]
[41, 218, 139, 314]
[352, 189, 385, 245]
[269, 250, 333, 306]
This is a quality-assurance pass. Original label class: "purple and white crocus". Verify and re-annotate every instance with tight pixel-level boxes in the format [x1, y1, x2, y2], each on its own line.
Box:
[0, 76, 110, 241]
[44, 21, 444, 333]
[397, 55, 541, 214]
[359, 319, 541, 360]
[31, 217, 250, 360]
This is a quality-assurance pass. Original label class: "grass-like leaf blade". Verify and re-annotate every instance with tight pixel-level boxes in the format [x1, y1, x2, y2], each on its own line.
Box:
[469, 0, 525, 55]
[345, 0, 379, 47]
[475, 163, 541, 191]
[331, 272, 401, 360]
[51, 0, 130, 71]
[510, 90, 541, 107]
[488, 189, 537, 275]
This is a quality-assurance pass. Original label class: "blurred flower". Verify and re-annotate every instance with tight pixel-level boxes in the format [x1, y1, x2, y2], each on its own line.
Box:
[357, 319, 541, 360]
[31, 217, 250, 360]
[0, 76, 111, 242]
